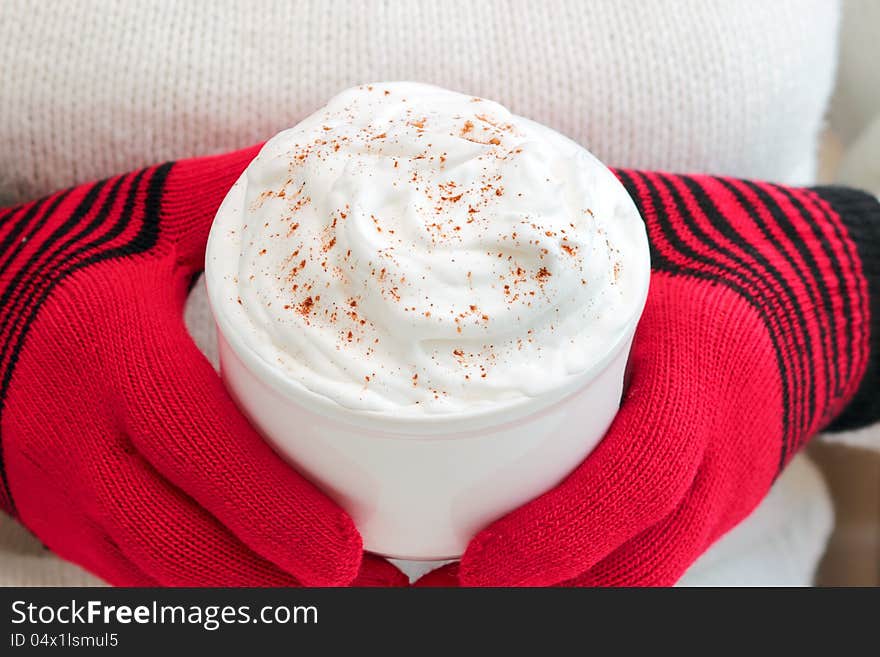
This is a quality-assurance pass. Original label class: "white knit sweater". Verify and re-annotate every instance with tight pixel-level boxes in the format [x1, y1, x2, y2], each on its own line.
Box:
[0, 0, 840, 204]
[0, 0, 876, 586]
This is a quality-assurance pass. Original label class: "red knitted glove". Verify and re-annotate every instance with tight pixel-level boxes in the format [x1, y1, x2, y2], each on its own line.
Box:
[418, 171, 880, 587]
[0, 147, 405, 587]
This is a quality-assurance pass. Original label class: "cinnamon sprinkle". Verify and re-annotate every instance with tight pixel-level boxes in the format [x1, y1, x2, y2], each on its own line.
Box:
[296, 296, 315, 317]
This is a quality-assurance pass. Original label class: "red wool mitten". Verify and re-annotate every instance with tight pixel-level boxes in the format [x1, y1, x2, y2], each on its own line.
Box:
[419, 171, 880, 587]
[0, 147, 406, 587]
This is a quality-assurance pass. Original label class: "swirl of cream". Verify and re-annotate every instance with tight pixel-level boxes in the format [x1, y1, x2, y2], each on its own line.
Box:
[207, 82, 649, 416]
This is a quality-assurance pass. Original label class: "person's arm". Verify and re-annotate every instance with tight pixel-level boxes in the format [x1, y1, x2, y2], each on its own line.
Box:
[420, 171, 880, 587]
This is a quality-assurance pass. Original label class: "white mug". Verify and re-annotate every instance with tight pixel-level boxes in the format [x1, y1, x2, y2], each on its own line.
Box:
[206, 170, 649, 560]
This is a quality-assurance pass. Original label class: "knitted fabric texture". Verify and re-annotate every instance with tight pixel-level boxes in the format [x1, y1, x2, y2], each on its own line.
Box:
[419, 172, 879, 587]
[0, 0, 870, 591]
[1, 153, 877, 587]
[0, 156, 880, 584]
[0, 0, 839, 204]
[0, 147, 407, 587]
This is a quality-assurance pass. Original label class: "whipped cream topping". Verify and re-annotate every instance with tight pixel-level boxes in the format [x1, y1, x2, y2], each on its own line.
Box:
[207, 82, 649, 416]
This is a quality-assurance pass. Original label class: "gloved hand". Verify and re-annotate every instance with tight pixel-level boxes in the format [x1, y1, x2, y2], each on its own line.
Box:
[0, 146, 405, 587]
[418, 171, 880, 587]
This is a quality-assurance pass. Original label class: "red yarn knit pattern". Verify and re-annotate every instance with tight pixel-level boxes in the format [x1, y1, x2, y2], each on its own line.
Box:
[1, 154, 877, 587]
[424, 171, 878, 587]
[0, 148, 406, 587]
